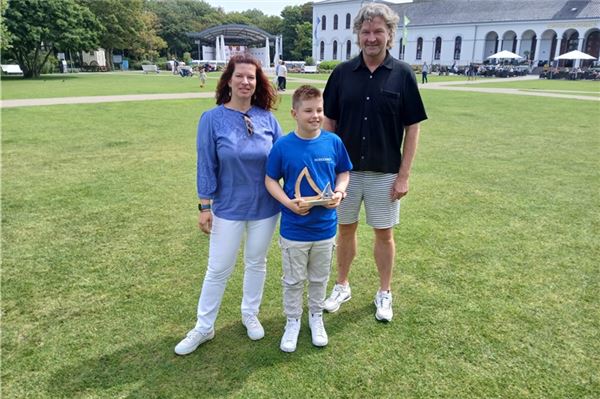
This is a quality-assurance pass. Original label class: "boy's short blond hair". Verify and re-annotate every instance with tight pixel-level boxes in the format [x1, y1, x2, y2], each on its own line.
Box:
[292, 85, 322, 110]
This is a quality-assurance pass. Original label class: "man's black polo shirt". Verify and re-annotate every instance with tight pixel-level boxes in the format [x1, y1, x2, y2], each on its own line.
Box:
[323, 52, 427, 173]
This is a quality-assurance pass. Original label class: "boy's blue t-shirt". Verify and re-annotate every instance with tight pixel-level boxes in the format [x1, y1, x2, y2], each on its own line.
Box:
[266, 130, 352, 241]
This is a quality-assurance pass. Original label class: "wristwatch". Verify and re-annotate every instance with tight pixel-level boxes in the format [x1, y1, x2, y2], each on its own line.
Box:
[198, 203, 211, 212]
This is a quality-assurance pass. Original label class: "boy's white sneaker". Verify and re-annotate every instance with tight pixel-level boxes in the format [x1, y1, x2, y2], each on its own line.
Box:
[174, 328, 215, 355]
[309, 313, 328, 347]
[323, 283, 351, 313]
[242, 314, 265, 340]
[374, 290, 393, 322]
[280, 318, 301, 353]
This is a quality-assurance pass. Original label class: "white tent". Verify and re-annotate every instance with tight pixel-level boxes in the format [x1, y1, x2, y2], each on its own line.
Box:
[487, 50, 523, 59]
[556, 50, 597, 60]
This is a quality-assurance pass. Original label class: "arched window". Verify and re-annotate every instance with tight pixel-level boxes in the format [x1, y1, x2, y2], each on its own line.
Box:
[416, 37, 423, 60]
[566, 31, 579, 52]
[583, 30, 600, 67]
[333, 15, 338, 30]
[399, 38, 404, 59]
[322, 15, 327, 30]
[434, 37, 442, 60]
[346, 13, 351, 29]
[320, 41, 325, 60]
[346, 40, 351, 59]
[454, 36, 462, 60]
[333, 41, 338, 60]
[529, 34, 537, 60]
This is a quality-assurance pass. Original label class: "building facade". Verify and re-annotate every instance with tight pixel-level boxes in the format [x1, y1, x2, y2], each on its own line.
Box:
[312, 0, 600, 67]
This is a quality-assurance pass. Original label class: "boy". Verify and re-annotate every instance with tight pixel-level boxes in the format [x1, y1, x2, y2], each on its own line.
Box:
[265, 85, 352, 352]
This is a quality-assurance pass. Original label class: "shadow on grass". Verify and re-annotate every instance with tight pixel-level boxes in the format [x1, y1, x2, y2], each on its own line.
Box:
[46, 303, 373, 397]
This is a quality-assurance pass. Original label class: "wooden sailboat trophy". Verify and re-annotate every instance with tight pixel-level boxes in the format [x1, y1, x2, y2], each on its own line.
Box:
[294, 167, 334, 209]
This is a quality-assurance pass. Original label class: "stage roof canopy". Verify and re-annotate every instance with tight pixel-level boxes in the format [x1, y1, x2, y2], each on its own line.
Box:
[188, 24, 277, 47]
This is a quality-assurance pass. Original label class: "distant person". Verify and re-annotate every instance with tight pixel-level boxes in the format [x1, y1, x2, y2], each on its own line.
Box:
[265, 85, 352, 352]
[322, 3, 427, 322]
[174, 54, 282, 356]
[199, 67, 207, 87]
[277, 60, 287, 91]
[421, 62, 429, 83]
[173, 59, 179, 75]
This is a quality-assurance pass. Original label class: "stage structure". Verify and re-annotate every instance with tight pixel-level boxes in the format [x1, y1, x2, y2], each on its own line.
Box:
[188, 24, 282, 68]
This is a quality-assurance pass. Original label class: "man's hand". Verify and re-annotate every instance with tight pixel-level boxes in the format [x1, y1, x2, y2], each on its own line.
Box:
[391, 175, 409, 201]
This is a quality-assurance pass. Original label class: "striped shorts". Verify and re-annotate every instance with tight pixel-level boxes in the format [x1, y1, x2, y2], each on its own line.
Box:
[337, 171, 400, 229]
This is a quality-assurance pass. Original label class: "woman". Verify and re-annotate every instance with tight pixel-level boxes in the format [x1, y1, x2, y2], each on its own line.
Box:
[175, 54, 282, 356]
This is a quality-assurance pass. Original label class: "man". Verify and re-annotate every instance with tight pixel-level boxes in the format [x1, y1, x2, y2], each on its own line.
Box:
[277, 60, 287, 91]
[322, 3, 427, 322]
[422, 62, 429, 83]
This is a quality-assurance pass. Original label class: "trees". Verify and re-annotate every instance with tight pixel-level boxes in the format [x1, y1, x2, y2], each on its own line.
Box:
[2, 0, 314, 77]
[4, 0, 101, 78]
[128, 11, 167, 62]
[290, 22, 313, 61]
[78, 0, 147, 70]
[146, 0, 220, 58]
[280, 3, 313, 61]
[1, 0, 13, 52]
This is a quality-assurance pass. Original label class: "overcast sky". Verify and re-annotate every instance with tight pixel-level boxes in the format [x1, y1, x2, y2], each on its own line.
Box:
[203, 0, 312, 17]
[202, 0, 411, 17]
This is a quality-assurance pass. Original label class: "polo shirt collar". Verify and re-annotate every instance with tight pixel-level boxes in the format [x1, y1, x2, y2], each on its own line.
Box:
[353, 51, 394, 71]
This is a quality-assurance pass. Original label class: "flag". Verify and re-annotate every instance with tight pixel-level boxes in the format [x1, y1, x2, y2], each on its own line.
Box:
[314, 17, 321, 40]
[403, 14, 410, 44]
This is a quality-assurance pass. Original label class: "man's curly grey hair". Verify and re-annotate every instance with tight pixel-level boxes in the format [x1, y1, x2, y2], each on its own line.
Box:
[353, 3, 400, 49]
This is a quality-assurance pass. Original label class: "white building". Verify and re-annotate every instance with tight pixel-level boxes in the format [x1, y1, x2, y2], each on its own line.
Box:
[312, 0, 600, 67]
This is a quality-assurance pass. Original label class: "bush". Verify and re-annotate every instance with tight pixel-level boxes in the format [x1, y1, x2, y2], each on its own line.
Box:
[183, 52, 192, 64]
[317, 60, 340, 72]
[130, 60, 144, 70]
[41, 54, 58, 74]
[305, 56, 315, 66]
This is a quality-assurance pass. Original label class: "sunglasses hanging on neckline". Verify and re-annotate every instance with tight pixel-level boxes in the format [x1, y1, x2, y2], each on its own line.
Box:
[242, 113, 254, 136]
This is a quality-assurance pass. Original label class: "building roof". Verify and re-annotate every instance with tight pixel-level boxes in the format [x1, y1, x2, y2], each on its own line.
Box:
[188, 24, 277, 47]
[391, 0, 600, 26]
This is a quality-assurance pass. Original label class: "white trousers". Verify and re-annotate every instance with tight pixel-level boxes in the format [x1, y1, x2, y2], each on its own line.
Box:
[195, 214, 279, 333]
[279, 236, 336, 318]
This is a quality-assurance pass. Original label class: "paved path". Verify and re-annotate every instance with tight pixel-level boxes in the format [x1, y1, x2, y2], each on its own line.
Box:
[1, 75, 597, 108]
[419, 75, 600, 102]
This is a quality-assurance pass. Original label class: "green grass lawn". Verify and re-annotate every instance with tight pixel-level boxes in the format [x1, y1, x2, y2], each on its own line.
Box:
[0, 72, 329, 100]
[457, 77, 600, 94]
[2, 77, 599, 398]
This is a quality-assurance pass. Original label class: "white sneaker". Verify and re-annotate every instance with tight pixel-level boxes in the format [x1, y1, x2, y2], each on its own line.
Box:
[374, 291, 393, 322]
[280, 318, 301, 353]
[174, 328, 215, 355]
[308, 313, 328, 347]
[323, 283, 352, 313]
[242, 314, 265, 340]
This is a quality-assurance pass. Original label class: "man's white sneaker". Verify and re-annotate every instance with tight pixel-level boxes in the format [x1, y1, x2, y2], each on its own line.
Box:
[308, 313, 328, 347]
[280, 318, 301, 353]
[174, 328, 215, 355]
[242, 314, 265, 340]
[323, 283, 351, 313]
[374, 291, 393, 322]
